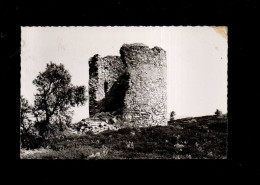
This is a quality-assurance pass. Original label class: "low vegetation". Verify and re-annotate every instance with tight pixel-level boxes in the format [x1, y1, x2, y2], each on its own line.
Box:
[20, 115, 227, 159]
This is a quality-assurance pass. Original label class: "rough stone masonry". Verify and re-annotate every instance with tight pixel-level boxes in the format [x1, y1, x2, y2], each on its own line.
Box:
[89, 43, 167, 126]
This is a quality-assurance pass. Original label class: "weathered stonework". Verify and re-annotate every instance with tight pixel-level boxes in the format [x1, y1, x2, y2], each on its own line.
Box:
[89, 43, 167, 126]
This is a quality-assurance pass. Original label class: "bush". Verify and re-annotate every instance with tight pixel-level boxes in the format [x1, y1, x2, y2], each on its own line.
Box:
[169, 111, 176, 123]
[215, 109, 222, 117]
[21, 132, 44, 149]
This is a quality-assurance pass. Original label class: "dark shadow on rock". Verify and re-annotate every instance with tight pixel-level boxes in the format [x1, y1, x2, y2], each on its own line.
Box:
[96, 72, 130, 115]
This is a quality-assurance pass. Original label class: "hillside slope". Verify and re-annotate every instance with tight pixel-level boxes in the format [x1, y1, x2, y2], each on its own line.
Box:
[20, 115, 227, 159]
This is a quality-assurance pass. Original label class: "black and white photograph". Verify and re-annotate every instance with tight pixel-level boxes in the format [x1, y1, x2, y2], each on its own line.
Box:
[20, 26, 228, 159]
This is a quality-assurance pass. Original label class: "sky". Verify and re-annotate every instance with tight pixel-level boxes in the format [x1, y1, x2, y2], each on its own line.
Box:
[21, 26, 228, 123]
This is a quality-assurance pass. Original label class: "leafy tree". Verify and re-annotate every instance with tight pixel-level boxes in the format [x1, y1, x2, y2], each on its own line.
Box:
[20, 96, 38, 148]
[215, 109, 222, 117]
[32, 62, 87, 138]
[20, 96, 33, 136]
[170, 111, 176, 122]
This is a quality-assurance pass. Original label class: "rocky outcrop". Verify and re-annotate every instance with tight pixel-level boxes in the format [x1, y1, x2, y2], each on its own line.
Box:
[73, 118, 120, 135]
[89, 43, 167, 126]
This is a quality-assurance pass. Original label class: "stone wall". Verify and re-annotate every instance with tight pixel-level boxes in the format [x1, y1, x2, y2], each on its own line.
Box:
[88, 54, 127, 116]
[120, 44, 167, 126]
[89, 43, 167, 126]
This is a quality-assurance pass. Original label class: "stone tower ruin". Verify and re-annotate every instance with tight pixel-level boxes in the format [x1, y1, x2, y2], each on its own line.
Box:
[89, 43, 167, 126]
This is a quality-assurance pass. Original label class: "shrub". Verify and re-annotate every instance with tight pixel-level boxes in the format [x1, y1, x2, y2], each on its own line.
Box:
[21, 132, 45, 149]
[215, 109, 222, 117]
[170, 111, 176, 122]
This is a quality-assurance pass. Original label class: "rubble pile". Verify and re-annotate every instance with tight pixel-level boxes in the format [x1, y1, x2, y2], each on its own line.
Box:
[73, 118, 120, 135]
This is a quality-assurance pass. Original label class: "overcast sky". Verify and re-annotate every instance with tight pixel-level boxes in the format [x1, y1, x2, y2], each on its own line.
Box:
[21, 26, 227, 123]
